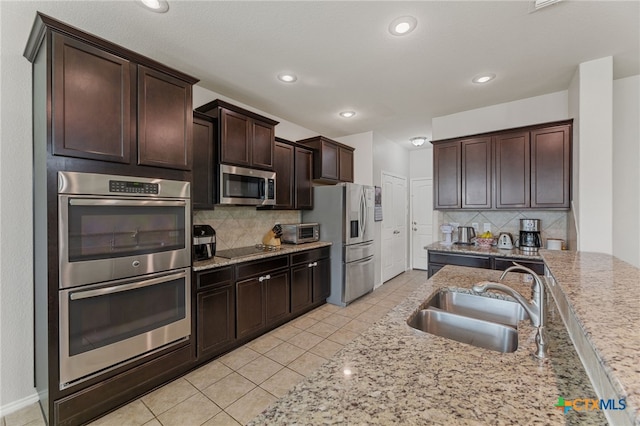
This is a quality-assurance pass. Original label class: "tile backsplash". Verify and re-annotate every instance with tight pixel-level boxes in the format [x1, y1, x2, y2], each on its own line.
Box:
[194, 206, 301, 251]
[437, 210, 569, 248]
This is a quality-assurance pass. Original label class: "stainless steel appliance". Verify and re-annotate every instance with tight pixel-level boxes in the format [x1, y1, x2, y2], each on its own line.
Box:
[57, 172, 191, 389]
[218, 164, 276, 206]
[280, 223, 320, 244]
[519, 219, 542, 253]
[497, 232, 514, 249]
[303, 183, 375, 306]
[456, 226, 476, 245]
[215, 244, 282, 259]
[193, 225, 216, 260]
[58, 172, 191, 288]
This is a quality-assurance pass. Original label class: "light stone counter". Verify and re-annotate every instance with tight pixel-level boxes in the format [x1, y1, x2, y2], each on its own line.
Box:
[425, 241, 544, 261]
[192, 241, 332, 272]
[541, 250, 640, 425]
[251, 266, 607, 425]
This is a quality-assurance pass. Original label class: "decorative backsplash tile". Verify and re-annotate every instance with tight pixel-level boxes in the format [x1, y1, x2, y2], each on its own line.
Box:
[437, 210, 569, 248]
[194, 207, 301, 250]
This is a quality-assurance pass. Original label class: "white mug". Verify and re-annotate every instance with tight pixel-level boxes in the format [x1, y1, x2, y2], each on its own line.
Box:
[546, 239, 564, 250]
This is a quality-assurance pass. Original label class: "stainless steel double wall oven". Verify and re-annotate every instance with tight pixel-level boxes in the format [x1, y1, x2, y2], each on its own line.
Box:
[57, 172, 191, 389]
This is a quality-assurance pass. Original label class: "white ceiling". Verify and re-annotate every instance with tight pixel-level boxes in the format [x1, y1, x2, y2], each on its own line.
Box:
[10, 1, 640, 148]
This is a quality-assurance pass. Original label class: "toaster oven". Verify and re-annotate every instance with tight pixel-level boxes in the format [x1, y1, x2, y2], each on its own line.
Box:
[280, 223, 319, 244]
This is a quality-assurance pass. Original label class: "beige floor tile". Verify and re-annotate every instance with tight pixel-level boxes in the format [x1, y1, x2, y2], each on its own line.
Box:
[305, 321, 339, 338]
[218, 346, 260, 370]
[356, 308, 388, 323]
[201, 411, 242, 426]
[202, 372, 256, 409]
[287, 352, 327, 377]
[320, 313, 352, 328]
[140, 378, 198, 416]
[327, 328, 359, 345]
[225, 387, 277, 425]
[259, 368, 305, 398]
[289, 315, 319, 330]
[308, 339, 344, 359]
[341, 318, 371, 334]
[88, 400, 153, 426]
[264, 341, 306, 365]
[305, 308, 332, 321]
[141, 419, 161, 426]
[337, 302, 372, 318]
[184, 360, 233, 390]
[320, 303, 342, 313]
[375, 297, 401, 308]
[4, 403, 44, 426]
[236, 356, 283, 385]
[268, 324, 303, 341]
[156, 392, 221, 426]
[287, 330, 324, 350]
[245, 334, 284, 354]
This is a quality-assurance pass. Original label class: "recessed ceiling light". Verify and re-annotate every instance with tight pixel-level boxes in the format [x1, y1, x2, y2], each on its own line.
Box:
[389, 16, 418, 36]
[277, 73, 297, 83]
[140, 0, 169, 13]
[339, 111, 356, 118]
[472, 73, 496, 84]
[410, 136, 428, 147]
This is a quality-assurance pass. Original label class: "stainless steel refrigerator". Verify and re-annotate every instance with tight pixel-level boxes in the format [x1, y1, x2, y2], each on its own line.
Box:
[303, 183, 375, 306]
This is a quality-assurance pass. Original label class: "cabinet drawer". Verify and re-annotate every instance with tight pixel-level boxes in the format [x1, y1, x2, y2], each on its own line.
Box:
[196, 267, 233, 290]
[428, 252, 491, 269]
[236, 255, 289, 280]
[494, 258, 544, 275]
[290, 247, 330, 266]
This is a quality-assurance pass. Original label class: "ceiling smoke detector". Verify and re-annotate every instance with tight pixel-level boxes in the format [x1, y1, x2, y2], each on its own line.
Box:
[410, 136, 428, 147]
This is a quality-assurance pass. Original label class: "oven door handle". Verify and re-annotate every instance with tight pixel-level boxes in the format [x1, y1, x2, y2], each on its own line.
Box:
[69, 270, 187, 300]
[68, 199, 187, 207]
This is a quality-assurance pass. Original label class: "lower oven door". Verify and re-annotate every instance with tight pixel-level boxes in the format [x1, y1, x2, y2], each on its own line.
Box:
[59, 268, 191, 389]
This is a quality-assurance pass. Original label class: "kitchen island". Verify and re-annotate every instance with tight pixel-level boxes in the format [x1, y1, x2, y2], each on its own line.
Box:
[251, 265, 608, 425]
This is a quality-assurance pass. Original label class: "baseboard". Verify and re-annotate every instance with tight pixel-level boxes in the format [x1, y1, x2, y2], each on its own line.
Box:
[0, 392, 39, 418]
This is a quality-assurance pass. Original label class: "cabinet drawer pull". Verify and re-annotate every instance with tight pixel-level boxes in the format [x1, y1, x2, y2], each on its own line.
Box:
[308, 262, 318, 268]
[258, 274, 271, 282]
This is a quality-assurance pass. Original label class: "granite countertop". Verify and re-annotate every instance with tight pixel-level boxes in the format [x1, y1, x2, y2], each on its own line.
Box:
[192, 241, 332, 272]
[425, 241, 544, 261]
[251, 266, 607, 425]
[541, 250, 640, 425]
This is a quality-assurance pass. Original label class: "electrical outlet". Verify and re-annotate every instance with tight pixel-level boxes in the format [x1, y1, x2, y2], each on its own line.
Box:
[523, 274, 534, 283]
[472, 222, 479, 232]
[483, 223, 491, 233]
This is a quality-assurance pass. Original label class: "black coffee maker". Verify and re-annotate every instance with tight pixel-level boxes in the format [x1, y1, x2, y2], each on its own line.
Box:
[519, 219, 541, 253]
[193, 225, 216, 261]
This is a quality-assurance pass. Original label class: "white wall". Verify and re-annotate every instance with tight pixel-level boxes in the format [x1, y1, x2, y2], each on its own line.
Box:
[335, 131, 374, 186]
[432, 91, 569, 140]
[612, 75, 640, 267]
[372, 133, 410, 286]
[569, 57, 614, 254]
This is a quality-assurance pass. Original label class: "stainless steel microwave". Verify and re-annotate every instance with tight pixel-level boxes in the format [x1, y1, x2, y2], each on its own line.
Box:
[219, 164, 276, 206]
[280, 223, 320, 244]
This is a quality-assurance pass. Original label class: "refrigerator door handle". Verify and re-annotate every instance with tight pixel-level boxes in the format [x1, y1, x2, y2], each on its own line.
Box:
[360, 189, 366, 238]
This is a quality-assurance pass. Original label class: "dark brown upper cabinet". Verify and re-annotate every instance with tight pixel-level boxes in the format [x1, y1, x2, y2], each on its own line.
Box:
[431, 120, 572, 211]
[26, 13, 198, 173]
[192, 112, 216, 209]
[297, 136, 354, 184]
[195, 99, 278, 171]
[137, 66, 193, 170]
[530, 125, 571, 209]
[433, 141, 461, 209]
[462, 137, 492, 209]
[268, 138, 314, 210]
[494, 131, 530, 209]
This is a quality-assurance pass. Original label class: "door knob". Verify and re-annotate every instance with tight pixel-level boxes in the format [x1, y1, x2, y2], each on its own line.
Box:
[413, 227, 417, 231]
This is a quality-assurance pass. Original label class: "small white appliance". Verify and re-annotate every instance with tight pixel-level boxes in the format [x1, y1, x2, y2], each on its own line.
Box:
[497, 232, 514, 249]
[440, 224, 454, 245]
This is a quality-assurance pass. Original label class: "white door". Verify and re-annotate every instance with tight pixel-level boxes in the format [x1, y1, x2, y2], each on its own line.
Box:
[411, 178, 434, 270]
[382, 172, 407, 282]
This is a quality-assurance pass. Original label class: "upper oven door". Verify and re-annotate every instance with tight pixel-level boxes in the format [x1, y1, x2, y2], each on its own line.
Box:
[59, 196, 190, 288]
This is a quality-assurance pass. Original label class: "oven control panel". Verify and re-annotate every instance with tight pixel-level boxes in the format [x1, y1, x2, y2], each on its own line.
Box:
[109, 180, 159, 195]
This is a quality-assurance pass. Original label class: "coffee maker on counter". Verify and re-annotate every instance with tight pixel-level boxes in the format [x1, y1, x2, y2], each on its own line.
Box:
[519, 219, 541, 253]
[193, 225, 216, 261]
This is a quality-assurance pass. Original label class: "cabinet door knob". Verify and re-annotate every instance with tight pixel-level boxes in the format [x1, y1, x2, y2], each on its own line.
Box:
[259, 274, 271, 282]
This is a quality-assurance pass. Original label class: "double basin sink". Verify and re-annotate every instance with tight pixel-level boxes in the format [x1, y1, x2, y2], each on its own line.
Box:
[407, 289, 528, 353]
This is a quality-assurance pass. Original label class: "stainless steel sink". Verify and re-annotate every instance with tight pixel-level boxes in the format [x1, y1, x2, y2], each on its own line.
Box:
[407, 290, 527, 353]
[407, 308, 519, 353]
[426, 290, 528, 327]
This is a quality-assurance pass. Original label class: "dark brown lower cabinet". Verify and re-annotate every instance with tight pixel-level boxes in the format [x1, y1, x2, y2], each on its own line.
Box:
[427, 251, 544, 278]
[313, 258, 331, 303]
[290, 264, 313, 315]
[236, 277, 266, 340]
[265, 271, 290, 325]
[290, 247, 331, 314]
[195, 267, 235, 361]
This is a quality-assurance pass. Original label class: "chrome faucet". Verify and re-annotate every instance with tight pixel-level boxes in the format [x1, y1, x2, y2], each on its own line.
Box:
[472, 262, 548, 359]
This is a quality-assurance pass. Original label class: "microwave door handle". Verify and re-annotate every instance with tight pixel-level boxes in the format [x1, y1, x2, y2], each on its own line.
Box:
[259, 180, 265, 200]
[69, 199, 187, 207]
[69, 270, 187, 300]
